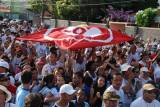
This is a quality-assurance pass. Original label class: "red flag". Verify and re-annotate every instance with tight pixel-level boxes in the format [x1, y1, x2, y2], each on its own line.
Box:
[16, 27, 64, 43]
[48, 26, 134, 50]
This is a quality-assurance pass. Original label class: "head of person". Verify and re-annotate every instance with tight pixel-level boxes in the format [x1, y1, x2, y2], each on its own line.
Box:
[86, 61, 96, 72]
[0, 85, 12, 104]
[0, 73, 10, 86]
[156, 57, 160, 66]
[76, 89, 86, 104]
[103, 91, 120, 107]
[0, 59, 9, 73]
[56, 76, 65, 87]
[140, 67, 149, 78]
[97, 76, 106, 88]
[31, 68, 38, 80]
[54, 67, 65, 77]
[43, 74, 55, 88]
[72, 72, 84, 86]
[59, 84, 76, 102]
[1, 54, 10, 63]
[141, 51, 149, 61]
[129, 45, 137, 54]
[121, 63, 134, 80]
[111, 73, 123, 90]
[48, 52, 57, 64]
[143, 83, 157, 103]
[21, 71, 32, 85]
[24, 93, 42, 107]
[35, 58, 45, 72]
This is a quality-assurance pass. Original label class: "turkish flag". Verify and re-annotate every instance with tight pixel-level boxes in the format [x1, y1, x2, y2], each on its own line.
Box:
[16, 27, 64, 43]
[16, 26, 134, 50]
[47, 26, 134, 50]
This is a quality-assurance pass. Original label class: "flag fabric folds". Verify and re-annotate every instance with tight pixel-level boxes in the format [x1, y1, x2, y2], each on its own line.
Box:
[16, 25, 134, 50]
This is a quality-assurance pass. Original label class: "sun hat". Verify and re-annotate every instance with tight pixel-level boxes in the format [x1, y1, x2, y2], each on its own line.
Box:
[143, 83, 156, 91]
[0, 59, 9, 69]
[103, 90, 120, 101]
[59, 84, 76, 95]
[0, 85, 12, 102]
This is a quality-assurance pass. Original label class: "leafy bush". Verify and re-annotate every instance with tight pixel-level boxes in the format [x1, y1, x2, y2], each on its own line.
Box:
[135, 8, 157, 27]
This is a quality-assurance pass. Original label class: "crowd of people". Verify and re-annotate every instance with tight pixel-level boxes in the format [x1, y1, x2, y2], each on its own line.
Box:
[0, 18, 160, 107]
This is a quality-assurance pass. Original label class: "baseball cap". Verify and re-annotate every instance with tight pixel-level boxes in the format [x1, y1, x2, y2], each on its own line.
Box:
[143, 83, 156, 91]
[103, 90, 120, 101]
[140, 67, 148, 72]
[59, 84, 76, 95]
[121, 63, 132, 72]
[0, 59, 9, 69]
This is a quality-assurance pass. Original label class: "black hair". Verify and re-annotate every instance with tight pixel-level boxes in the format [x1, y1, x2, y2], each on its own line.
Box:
[85, 61, 95, 71]
[49, 46, 57, 54]
[25, 93, 43, 107]
[111, 72, 122, 80]
[73, 72, 84, 81]
[156, 57, 160, 63]
[21, 71, 32, 84]
[43, 74, 54, 85]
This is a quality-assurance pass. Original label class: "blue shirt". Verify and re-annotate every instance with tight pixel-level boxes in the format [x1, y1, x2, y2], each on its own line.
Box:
[16, 87, 30, 107]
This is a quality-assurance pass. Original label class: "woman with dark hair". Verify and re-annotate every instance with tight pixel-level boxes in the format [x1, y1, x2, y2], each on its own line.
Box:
[90, 76, 106, 107]
[24, 93, 43, 107]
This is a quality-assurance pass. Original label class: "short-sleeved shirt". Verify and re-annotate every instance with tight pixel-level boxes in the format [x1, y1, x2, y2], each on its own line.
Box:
[41, 61, 63, 76]
[130, 97, 160, 107]
[16, 87, 30, 107]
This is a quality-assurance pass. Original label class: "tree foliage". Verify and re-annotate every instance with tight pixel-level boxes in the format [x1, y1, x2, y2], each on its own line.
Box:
[28, 0, 44, 13]
[136, 8, 157, 27]
[56, 0, 80, 20]
[28, 0, 159, 22]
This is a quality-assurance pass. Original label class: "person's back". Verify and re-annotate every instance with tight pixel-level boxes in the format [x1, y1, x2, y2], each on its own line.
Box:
[16, 71, 32, 107]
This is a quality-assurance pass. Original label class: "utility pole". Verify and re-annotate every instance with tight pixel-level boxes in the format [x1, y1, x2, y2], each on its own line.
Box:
[41, 0, 44, 24]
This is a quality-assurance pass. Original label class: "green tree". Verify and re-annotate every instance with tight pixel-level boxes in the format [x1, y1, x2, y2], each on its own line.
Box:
[28, 0, 44, 13]
[56, 0, 80, 20]
[136, 8, 157, 27]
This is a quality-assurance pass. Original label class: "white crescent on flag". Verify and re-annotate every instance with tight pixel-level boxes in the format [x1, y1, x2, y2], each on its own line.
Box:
[46, 26, 113, 43]
[43, 28, 55, 40]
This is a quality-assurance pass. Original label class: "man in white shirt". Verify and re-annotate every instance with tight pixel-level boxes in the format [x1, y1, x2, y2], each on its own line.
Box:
[106, 73, 124, 106]
[42, 52, 63, 77]
[130, 83, 160, 107]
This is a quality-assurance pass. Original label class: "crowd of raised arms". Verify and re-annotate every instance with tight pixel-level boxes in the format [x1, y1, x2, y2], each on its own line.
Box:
[0, 18, 160, 107]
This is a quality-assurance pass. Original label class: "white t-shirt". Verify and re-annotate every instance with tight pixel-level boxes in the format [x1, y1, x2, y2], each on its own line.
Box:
[72, 59, 86, 73]
[127, 52, 140, 64]
[130, 97, 160, 107]
[106, 85, 124, 103]
[41, 61, 63, 76]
